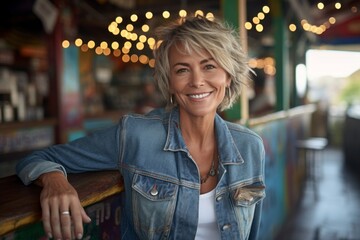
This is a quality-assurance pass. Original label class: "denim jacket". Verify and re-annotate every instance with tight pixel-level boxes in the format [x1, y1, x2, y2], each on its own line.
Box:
[16, 107, 266, 240]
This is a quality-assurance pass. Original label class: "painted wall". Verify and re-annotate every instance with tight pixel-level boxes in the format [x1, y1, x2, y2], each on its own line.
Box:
[252, 111, 312, 240]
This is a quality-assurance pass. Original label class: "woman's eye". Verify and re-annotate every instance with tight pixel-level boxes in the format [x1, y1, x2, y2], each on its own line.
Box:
[176, 68, 187, 74]
[205, 64, 216, 70]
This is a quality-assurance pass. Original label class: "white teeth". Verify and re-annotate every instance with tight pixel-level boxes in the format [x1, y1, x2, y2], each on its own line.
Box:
[188, 93, 210, 99]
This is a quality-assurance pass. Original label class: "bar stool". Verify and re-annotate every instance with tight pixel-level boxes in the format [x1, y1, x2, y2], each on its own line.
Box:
[296, 137, 328, 200]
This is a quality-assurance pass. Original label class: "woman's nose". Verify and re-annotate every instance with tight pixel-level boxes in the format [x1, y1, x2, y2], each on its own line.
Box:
[190, 70, 204, 88]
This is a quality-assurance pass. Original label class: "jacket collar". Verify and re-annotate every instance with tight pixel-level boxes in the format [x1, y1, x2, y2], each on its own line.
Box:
[163, 107, 244, 164]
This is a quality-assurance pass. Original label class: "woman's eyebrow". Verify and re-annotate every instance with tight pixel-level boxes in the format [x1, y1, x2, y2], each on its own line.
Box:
[200, 58, 215, 64]
[172, 62, 190, 68]
[172, 58, 215, 67]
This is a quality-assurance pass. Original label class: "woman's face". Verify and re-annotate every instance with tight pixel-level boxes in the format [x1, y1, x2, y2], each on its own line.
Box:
[168, 43, 230, 118]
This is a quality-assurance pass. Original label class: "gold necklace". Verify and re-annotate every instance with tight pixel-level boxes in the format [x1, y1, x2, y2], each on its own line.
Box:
[200, 155, 218, 184]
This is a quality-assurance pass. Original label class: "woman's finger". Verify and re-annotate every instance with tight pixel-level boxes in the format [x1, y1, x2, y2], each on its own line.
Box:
[59, 209, 72, 239]
[69, 199, 91, 239]
[40, 199, 53, 239]
[49, 199, 62, 239]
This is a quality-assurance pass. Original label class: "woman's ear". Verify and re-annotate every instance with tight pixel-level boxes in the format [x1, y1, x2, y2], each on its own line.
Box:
[226, 78, 231, 88]
[168, 85, 174, 94]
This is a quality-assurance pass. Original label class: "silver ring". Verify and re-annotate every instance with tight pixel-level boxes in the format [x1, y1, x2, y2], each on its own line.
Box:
[61, 211, 70, 215]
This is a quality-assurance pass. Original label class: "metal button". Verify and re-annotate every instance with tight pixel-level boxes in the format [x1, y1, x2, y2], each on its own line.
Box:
[222, 224, 231, 231]
[216, 195, 223, 202]
[150, 186, 158, 196]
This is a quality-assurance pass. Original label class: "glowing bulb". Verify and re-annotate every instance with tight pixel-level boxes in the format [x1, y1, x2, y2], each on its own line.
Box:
[136, 42, 144, 50]
[255, 24, 264, 32]
[139, 35, 147, 43]
[252, 17, 260, 24]
[257, 12, 265, 20]
[195, 10, 204, 16]
[124, 41, 132, 49]
[179, 10, 187, 17]
[145, 11, 153, 19]
[130, 54, 138, 63]
[245, 22, 252, 30]
[162, 11, 170, 19]
[148, 59, 155, 68]
[122, 54, 130, 62]
[262, 6, 270, 14]
[88, 40, 95, 49]
[103, 48, 111, 56]
[130, 33, 138, 41]
[130, 14, 138, 22]
[206, 12, 214, 21]
[62, 40, 70, 48]
[75, 38, 83, 47]
[126, 24, 134, 32]
[289, 24, 297, 32]
[95, 47, 102, 55]
[100, 41, 108, 49]
[142, 24, 150, 32]
[317, 2, 324, 10]
[115, 16, 123, 23]
[329, 17, 336, 24]
[113, 49, 121, 57]
[111, 41, 119, 50]
[80, 44, 88, 52]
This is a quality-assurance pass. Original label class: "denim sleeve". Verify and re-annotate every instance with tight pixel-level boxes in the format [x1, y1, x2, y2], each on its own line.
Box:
[16, 124, 121, 185]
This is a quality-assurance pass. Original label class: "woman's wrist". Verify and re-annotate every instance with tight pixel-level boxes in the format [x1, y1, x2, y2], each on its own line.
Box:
[36, 171, 66, 187]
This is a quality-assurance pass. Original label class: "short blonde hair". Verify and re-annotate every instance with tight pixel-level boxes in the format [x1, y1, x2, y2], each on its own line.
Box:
[153, 15, 249, 111]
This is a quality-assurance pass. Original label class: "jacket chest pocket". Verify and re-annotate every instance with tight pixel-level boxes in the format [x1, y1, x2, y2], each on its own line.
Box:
[132, 173, 178, 240]
[231, 184, 265, 239]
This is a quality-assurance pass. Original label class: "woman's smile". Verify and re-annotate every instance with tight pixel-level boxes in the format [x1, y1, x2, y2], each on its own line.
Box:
[187, 92, 212, 100]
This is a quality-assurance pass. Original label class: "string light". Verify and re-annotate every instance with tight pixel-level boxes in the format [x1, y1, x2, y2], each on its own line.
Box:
[74, 38, 83, 47]
[145, 11, 153, 19]
[179, 10, 187, 17]
[64, 10, 217, 65]
[289, 24, 297, 32]
[115, 16, 123, 23]
[262, 6, 270, 14]
[317, 2, 324, 10]
[334, 2, 341, 9]
[245, 22, 252, 30]
[113, 49, 121, 57]
[162, 11, 170, 19]
[130, 14, 138, 22]
[205, 12, 215, 20]
[62, 40, 70, 48]
[142, 24, 150, 32]
[195, 10, 204, 17]
[88, 40, 95, 49]
[111, 41, 119, 50]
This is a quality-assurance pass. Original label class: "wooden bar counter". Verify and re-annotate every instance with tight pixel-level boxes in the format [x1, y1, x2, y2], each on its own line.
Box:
[0, 171, 123, 238]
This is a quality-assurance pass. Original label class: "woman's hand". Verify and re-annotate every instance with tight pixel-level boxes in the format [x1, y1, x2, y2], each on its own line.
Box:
[38, 172, 91, 239]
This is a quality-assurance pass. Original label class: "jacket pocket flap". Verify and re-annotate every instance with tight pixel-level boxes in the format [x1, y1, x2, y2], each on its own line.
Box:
[132, 174, 178, 201]
[233, 185, 265, 207]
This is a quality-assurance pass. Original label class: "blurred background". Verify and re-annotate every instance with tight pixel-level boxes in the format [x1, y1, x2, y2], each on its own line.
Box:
[0, 0, 359, 239]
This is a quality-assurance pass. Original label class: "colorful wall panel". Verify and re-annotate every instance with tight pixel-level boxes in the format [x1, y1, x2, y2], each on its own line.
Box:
[251, 111, 312, 240]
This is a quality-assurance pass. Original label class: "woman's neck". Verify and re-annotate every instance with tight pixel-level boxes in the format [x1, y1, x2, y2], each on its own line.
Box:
[179, 112, 216, 149]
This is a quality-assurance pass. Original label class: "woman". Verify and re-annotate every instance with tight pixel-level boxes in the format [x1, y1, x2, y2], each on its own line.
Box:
[16, 15, 266, 240]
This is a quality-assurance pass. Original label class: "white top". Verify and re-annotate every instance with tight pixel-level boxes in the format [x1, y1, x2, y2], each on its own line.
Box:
[195, 188, 221, 240]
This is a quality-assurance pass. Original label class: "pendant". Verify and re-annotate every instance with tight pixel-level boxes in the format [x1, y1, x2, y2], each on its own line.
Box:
[209, 168, 216, 177]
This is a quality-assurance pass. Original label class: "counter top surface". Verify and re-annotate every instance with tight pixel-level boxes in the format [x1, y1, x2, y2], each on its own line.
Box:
[0, 171, 123, 236]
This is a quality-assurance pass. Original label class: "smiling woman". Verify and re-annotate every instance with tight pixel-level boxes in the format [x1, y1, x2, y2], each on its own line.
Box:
[16, 15, 265, 240]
